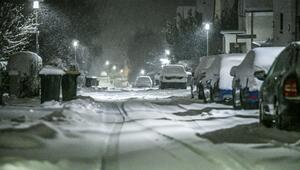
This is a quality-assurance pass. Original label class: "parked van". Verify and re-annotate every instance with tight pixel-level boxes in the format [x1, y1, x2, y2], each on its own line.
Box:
[231, 47, 284, 109]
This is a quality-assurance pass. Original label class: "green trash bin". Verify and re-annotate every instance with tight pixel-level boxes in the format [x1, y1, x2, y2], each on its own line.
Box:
[39, 66, 65, 103]
[62, 71, 80, 101]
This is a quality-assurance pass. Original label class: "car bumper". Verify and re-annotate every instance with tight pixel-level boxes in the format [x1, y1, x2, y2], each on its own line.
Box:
[281, 98, 300, 117]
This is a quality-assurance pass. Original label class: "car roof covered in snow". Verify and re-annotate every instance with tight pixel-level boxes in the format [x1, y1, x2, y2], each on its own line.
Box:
[39, 65, 65, 75]
[237, 47, 284, 72]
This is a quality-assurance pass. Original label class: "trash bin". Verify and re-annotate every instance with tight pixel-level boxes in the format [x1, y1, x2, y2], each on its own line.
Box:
[62, 70, 80, 101]
[85, 76, 99, 87]
[39, 66, 65, 103]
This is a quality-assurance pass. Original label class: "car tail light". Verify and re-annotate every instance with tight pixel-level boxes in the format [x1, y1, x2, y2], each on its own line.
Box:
[284, 79, 298, 97]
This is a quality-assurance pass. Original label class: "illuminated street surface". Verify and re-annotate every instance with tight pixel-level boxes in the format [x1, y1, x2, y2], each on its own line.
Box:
[0, 88, 299, 170]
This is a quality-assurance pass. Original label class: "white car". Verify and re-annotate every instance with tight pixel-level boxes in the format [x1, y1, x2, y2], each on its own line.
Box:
[160, 65, 188, 89]
[134, 76, 153, 88]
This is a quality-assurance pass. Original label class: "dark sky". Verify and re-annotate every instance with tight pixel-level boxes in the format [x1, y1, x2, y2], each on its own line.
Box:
[97, 0, 178, 64]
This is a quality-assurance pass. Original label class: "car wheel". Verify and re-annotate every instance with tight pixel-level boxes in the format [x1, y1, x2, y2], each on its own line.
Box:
[203, 88, 211, 103]
[275, 100, 285, 130]
[259, 98, 272, 128]
[160, 83, 165, 89]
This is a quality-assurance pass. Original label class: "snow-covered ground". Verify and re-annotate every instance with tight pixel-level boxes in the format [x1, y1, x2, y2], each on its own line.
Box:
[0, 88, 299, 170]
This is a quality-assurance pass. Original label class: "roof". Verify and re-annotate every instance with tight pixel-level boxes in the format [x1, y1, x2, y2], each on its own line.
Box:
[220, 30, 246, 35]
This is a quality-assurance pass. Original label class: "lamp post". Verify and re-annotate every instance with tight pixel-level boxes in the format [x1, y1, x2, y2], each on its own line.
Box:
[72, 40, 79, 65]
[204, 23, 210, 57]
[112, 65, 117, 71]
[140, 69, 145, 76]
[105, 60, 110, 66]
[33, 0, 40, 54]
[165, 49, 170, 56]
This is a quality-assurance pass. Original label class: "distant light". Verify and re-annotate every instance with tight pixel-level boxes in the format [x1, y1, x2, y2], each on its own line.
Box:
[160, 58, 170, 65]
[140, 69, 145, 75]
[105, 60, 110, 66]
[204, 23, 210, 31]
[120, 69, 124, 73]
[33, 1, 40, 9]
[112, 65, 117, 71]
[101, 71, 108, 76]
[165, 49, 171, 55]
[72, 40, 79, 47]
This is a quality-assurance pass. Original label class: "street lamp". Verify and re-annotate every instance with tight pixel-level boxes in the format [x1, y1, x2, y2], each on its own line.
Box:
[33, 0, 40, 54]
[72, 40, 79, 65]
[33, 1, 39, 9]
[112, 65, 117, 71]
[165, 49, 171, 56]
[204, 23, 210, 56]
[105, 60, 110, 66]
[140, 69, 145, 75]
[120, 69, 124, 73]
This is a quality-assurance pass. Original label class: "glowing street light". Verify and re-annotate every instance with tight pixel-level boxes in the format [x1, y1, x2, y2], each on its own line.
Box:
[33, 1, 40, 9]
[72, 40, 79, 65]
[160, 58, 170, 65]
[140, 69, 145, 75]
[112, 65, 117, 71]
[165, 49, 171, 56]
[204, 23, 211, 56]
[120, 69, 124, 73]
[105, 60, 110, 66]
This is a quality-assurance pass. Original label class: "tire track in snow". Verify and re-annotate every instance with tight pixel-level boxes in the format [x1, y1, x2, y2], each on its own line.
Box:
[101, 102, 125, 170]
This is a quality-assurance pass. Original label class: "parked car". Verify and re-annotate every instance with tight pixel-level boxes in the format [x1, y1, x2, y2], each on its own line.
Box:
[255, 42, 300, 129]
[194, 55, 218, 99]
[231, 47, 284, 109]
[135, 76, 153, 88]
[199, 54, 245, 104]
[160, 65, 188, 89]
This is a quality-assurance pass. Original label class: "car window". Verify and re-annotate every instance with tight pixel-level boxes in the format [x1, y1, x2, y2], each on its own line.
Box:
[270, 48, 292, 75]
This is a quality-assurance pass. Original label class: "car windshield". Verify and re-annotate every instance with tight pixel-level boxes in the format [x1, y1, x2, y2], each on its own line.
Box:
[137, 77, 151, 83]
[1, 1, 300, 170]
[164, 66, 185, 75]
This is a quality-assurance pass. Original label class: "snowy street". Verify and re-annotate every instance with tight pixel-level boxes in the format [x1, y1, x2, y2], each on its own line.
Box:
[0, 88, 299, 170]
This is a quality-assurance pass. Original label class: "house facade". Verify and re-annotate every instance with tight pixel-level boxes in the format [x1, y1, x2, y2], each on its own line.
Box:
[273, 0, 300, 45]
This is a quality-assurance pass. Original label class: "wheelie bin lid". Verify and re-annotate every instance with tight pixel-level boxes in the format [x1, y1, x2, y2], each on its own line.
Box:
[39, 65, 65, 76]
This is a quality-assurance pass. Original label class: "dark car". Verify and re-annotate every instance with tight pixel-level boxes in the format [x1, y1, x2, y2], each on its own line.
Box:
[255, 42, 300, 129]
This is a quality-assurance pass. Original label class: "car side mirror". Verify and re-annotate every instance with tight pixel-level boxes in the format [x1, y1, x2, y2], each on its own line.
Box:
[254, 70, 267, 81]
[230, 66, 237, 77]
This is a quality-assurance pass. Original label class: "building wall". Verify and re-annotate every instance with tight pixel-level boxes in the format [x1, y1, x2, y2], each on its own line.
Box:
[245, 12, 273, 42]
[273, 0, 297, 45]
[196, 0, 215, 22]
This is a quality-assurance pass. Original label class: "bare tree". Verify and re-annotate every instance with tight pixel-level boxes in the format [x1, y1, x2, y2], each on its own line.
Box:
[0, 2, 34, 60]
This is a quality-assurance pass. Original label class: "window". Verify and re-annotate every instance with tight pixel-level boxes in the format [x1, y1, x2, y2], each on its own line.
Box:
[280, 13, 284, 34]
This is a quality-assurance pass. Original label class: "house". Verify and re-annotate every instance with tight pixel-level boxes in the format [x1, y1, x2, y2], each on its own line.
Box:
[273, 0, 300, 45]
[220, 0, 274, 54]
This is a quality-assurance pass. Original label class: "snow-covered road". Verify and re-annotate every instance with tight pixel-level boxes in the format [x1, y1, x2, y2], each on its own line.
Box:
[0, 88, 299, 170]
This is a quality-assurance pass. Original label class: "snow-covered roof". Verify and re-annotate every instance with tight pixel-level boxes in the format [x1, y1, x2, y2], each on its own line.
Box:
[39, 65, 65, 75]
